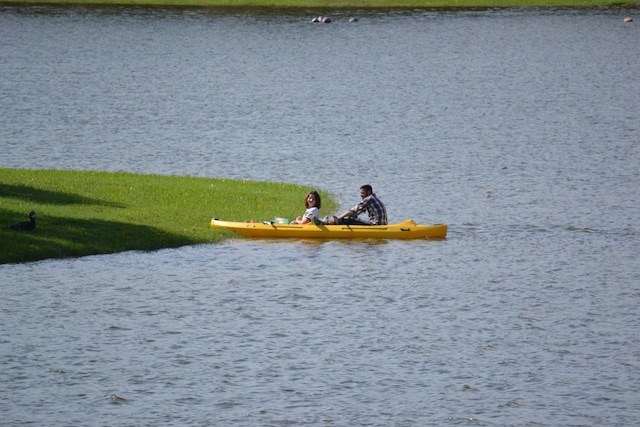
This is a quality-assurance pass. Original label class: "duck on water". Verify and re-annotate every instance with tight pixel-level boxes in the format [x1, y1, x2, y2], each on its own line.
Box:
[311, 16, 331, 23]
[10, 210, 36, 231]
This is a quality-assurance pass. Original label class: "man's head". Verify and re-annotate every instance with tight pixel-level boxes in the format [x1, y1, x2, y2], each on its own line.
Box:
[360, 184, 373, 198]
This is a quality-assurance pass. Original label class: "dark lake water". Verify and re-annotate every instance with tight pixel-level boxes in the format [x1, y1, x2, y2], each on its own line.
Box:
[1, 5, 639, 426]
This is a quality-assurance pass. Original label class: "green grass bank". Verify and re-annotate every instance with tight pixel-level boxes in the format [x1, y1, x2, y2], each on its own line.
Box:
[0, 169, 338, 264]
[4, 0, 638, 8]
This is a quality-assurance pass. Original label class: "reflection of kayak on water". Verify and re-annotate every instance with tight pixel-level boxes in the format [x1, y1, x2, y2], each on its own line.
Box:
[211, 218, 447, 240]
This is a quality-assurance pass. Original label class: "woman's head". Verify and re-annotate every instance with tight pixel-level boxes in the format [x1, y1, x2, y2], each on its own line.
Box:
[305, 190, 321, 208]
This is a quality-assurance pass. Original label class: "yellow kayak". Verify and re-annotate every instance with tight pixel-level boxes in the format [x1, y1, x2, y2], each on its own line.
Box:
[211, 218, 447, 240]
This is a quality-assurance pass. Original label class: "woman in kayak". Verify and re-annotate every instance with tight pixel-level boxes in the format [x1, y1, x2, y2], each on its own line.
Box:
[290, 190, 322, 224]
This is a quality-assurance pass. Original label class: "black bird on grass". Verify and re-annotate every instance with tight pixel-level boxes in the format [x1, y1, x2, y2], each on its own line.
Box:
[10, 210, 36, 231]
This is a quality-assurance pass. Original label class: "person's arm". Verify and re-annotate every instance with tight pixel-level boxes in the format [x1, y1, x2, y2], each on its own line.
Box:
[337, 198, 369, 220]
[293, 207, 317, 224]
[336, 210, 353, 221]
[291, 214, 312, 224]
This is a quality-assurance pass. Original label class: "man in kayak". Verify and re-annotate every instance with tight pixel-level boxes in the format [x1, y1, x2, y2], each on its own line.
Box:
[326, 184, 388, 225]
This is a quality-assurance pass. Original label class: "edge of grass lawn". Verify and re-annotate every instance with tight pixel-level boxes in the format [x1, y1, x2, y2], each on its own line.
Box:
[0, 168, 339, 264]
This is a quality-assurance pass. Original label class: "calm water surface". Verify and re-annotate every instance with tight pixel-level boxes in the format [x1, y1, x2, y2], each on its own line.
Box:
[1, 5, 639, 426]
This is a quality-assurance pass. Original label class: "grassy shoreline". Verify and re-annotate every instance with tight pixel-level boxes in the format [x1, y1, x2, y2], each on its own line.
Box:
[0, 168, 338, 264]
[3, 0, 638, 8]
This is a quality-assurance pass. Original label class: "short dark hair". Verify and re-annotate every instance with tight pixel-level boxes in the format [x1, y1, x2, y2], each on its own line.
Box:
[360, 184, 373, 195]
